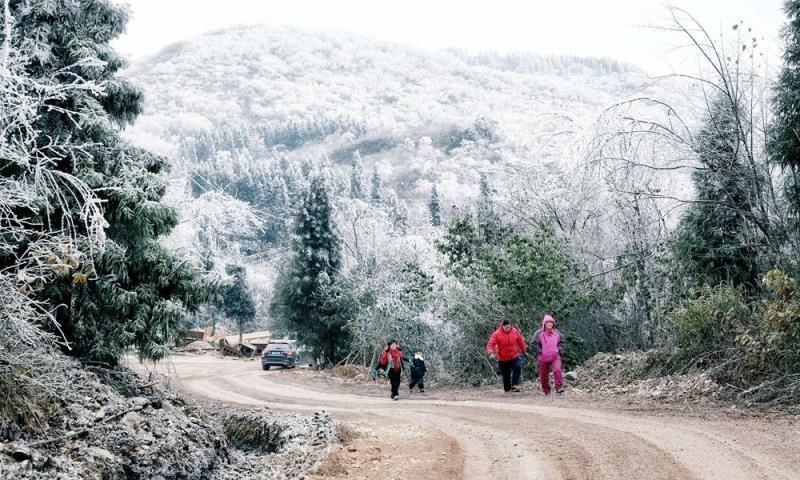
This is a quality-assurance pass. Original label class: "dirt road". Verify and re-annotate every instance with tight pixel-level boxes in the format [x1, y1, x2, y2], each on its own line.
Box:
[136, 355, 800, 480]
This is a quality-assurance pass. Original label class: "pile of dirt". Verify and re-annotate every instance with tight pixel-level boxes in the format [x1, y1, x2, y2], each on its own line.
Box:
[0, 359, 336, 479]
[332, 364, 370, 382]
[573, 351, 723, 404]
[180, 340, 216, 353]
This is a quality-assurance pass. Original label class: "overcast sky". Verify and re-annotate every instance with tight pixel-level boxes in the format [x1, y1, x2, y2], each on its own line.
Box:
[113, 0, 786, 74]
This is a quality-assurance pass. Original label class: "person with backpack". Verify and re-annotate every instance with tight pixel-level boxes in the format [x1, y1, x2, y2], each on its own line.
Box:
[408, 348, 427, 393]
[486, 319, 527, 394]
[379, 339, 405, 400]
[531, 314, 565, 395]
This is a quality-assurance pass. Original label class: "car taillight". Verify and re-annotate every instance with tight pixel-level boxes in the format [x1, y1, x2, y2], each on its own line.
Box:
[286, 351, 295, 357]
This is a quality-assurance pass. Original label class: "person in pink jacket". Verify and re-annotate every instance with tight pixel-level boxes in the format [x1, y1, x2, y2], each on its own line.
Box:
[531, 314, 564, 395]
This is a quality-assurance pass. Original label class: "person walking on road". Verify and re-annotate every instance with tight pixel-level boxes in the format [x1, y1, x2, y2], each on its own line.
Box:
[379, 339, 405, 400]
[486, 319, 527, 394]
[408, 348, 427, 393]
[532, 314, 565, 395]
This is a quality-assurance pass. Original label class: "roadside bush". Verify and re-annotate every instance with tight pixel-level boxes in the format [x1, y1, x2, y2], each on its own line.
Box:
[734, 270, 800, 404]
[672, 284, 752, 364]
[660, 272, 800, 408]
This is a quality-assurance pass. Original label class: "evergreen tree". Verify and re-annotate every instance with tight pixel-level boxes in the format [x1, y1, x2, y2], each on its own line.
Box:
[370, 165, 382, 203]
[479, 173, 493, 214]
[673, 96, 761, 288]
[429, 184, 442, 226]
[476, 173, 504, 243]
[386, 189, 409, 234]
[1, 0, 208, 363]
[350, 150, 365, 199]
[770, 0, 800, 219]
[219, 264, 256, 345]
[271, 176, 345, 362]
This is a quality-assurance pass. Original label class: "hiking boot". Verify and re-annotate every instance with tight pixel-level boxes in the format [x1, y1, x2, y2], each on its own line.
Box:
[556, 388, 564, 395]
[392, 395, 399, 401]
[511, 385, 521, 393]
[419, 388, 424, 393]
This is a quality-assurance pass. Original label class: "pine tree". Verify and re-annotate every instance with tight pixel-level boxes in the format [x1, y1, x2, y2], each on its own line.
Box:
[370, 165, 382, 203]
[429, 184, 442, 226]
[477, 173, 495, 235]
[219, 264, 256, 345]
[771, 0, 800, 170]
[479, 174, 493, 211]
[673, 96, 762, 288]
[386, 189, 409, 234]
[271, 176, 345, 362]
[770, 0, 800, 219]
[2, 0, 208, 363]
[350, 150, 365, 199]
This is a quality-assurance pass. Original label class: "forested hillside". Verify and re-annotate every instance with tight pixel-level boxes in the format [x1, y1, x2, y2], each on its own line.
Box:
[123, 25, 695, 339]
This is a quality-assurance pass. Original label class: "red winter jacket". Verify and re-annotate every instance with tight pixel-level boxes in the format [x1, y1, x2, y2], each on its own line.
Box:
[486, 325, 527, 362]
[379, 349, 404, 372]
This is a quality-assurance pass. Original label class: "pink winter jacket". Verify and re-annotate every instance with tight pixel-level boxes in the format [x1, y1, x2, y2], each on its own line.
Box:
[532, 315, 563, 362]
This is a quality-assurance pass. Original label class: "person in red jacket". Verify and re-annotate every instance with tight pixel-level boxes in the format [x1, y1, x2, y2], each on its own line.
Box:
[379, 339, 405, 400]
[486, 320, 527, 394]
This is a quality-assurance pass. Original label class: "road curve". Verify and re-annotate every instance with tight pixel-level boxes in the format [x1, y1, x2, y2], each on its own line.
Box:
[135, 355, 800, 480]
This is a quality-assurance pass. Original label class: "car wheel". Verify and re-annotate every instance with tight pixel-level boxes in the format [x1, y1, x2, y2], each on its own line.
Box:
[263, 365, 270, 371]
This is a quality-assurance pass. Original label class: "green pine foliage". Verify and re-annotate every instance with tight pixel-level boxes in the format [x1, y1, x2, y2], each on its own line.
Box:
[771, 0, 800, 223]
[369, 165, 381, 204]
[770, 0, 800, 172]
[673, 96, 763, 289]
[219, 265, 256, 344]
[271, 176, 345, 363]
[2, 0, 209, 364]
[350, 151, 365, 200]
[429, 184, 442, 226]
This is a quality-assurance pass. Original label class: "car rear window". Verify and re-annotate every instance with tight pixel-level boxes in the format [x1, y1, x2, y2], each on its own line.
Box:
[266, 343, 291, 351]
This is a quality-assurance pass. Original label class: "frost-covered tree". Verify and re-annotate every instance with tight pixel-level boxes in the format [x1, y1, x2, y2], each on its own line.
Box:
[429, 184, 442, 226]
[350, 150, 365, 199]
[673, 96, 762, 288]
[386, 189, 409, 234]
[370, 165, 382, 203]
[0, 2, 118, 424]
[1, 0, 209, 363]
[271, 176, 345, 362]
[478, 173, 493, 214]
[219, 264, 256, 345]
[771, 0, 800, 221]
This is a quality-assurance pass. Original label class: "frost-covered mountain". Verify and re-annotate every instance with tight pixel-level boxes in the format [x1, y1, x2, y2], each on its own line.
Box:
[127, 25, 646, 145]
[125, 25, 666, 175]
[123, 25, 690, 262]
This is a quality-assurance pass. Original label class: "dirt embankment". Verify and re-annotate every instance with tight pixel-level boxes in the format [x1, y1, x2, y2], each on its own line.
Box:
[0, 359, 336, 480]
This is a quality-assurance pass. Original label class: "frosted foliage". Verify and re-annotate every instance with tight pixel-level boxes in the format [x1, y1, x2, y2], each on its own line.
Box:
[0, 30, 109, 296]
[166, 190, 264, 265]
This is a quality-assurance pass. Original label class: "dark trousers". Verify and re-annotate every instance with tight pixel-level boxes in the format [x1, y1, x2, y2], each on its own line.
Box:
[409, 375, 424, 391]
[388, 369, 401, 397]
[498, 357, 522, 392]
